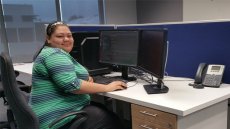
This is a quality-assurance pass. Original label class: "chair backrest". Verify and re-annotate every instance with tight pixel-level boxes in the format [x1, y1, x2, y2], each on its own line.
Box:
[0, 52, 39, 129]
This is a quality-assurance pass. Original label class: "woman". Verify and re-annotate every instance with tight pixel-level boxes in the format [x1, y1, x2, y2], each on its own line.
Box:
[30, 21, 127, 129]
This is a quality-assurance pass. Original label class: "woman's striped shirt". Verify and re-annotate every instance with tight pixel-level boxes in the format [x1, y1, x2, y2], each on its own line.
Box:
[30, 47, 90, 129]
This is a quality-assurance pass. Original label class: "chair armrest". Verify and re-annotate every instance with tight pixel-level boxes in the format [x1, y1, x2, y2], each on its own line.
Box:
[48, 110, 88, 128]
[0, 83, 4, 97]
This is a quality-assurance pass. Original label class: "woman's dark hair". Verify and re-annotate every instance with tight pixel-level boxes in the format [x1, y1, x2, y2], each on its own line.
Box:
[33, 21, 67, 61]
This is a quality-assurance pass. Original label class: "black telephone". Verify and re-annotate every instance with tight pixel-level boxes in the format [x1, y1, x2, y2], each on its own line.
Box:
[190, 63, 225, 88]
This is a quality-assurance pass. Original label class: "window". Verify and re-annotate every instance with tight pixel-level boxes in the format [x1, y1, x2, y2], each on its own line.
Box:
[4, 15, 13, 22]
[60, 0, 100, 24]
[1, 0, 101, 63]
[2, 0, 57, 62]
[6, 28, 18, 43]
[0, 0, 9, 54]
[21, 15, 36, 22]
[18, 28, 34, 42]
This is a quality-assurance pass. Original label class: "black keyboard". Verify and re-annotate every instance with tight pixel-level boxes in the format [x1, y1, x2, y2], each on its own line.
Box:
[93, 75, 127, 84]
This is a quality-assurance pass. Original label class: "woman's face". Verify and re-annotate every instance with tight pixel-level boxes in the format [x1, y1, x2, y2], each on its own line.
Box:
[47, 25, 74, 53]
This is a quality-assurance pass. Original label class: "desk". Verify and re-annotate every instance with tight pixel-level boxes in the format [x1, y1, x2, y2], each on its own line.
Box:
[14, 63, 33, 74]
[14, 63, 230, 129]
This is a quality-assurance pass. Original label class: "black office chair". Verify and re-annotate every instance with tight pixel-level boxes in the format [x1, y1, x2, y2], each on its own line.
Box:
[0, 52, 88, 129]
[0, 80, 11, 129]
[0, 71, 28, 129]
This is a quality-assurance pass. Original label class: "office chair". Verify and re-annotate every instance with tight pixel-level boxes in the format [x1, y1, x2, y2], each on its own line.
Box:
[0, 52, 88, 129]
[0, 71, 28, 129]
[0, 81, 10, 129]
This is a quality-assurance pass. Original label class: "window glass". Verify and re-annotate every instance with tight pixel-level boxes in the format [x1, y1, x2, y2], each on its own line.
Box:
[60, 0, 100, 24]
[2, 0, 101, 63]
[0, 14, 5, 53]
[0, 0, 9, 54]
[6, 28, 18, 43]
[4, 15, 13, 22]
[2, 0, 57, 63]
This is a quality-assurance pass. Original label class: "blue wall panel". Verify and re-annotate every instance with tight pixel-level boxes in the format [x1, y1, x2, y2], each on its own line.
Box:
[69, 22, 230, 83]
[69, 25, 114, 32]
[118, 21, 230, 83]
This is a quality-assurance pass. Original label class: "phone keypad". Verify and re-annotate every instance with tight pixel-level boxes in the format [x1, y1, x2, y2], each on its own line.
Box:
[203, 74, 222, 87]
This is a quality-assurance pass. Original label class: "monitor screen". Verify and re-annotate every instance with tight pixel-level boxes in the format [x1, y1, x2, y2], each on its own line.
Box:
[99, 30, 139, 66]
[99, 30, 140, 80]
[138, 29, 169, 94]
[70, 32, 111, 76]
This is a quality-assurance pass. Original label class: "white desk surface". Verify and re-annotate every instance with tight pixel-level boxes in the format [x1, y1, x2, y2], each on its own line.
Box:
[14, 63, 230, 117]
[14, 63, 33, 74]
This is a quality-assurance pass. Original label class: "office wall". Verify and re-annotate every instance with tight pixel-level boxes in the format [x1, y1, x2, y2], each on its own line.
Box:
[183, 0, 230, 21]
[136, 0, 183, 23]
[103, 0, 182, 24]
[104, 0, 230, 24]
[103, 0, 137, 24]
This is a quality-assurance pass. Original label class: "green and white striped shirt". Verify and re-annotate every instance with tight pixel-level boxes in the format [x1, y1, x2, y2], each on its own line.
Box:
[30, 46, 90, 129]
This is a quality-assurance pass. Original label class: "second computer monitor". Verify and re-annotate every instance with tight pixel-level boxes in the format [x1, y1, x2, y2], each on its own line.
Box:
[99, 30, 140, 80]
[138, 29, 169, 94]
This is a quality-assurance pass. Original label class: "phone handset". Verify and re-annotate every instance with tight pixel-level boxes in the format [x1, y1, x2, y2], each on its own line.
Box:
[194, 63, 207, 84]
[191, 63, 207, 89]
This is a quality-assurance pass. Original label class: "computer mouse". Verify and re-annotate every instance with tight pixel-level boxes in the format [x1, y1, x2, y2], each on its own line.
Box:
[114, 86, 127, 91]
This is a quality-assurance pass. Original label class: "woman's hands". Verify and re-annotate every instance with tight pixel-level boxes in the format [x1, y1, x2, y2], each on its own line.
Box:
[90, 76, 127, 92]
[90, 75, 127, 92]
[105, 81, 127, 92]
[73, 76, 127, 94]
[83, 76, 127, 93]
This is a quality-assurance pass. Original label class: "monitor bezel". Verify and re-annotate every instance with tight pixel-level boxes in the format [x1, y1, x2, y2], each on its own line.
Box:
[137, 28, 168, 80]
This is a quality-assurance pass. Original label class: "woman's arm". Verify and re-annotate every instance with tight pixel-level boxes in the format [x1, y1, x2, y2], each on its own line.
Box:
[44, 51, 127, 94]
[71, 80, 127, 94]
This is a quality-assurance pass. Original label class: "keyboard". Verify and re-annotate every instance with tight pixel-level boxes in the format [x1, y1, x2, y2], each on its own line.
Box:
[93, 75, 127, 85]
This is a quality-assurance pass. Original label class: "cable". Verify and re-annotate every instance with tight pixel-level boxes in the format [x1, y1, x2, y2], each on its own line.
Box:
[127, 80, 138, 88]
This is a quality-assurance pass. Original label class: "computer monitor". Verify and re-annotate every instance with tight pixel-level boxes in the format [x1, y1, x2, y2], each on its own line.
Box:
[70, 32, 111, 76]
[99, 30, 140, 81]
[138, 29, 169, 94]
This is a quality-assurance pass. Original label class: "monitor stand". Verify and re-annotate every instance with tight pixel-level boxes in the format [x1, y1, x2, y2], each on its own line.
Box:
[143, 79, 169, 94]
[121, 66, 136, 81]
[111, 66, 136, 81]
